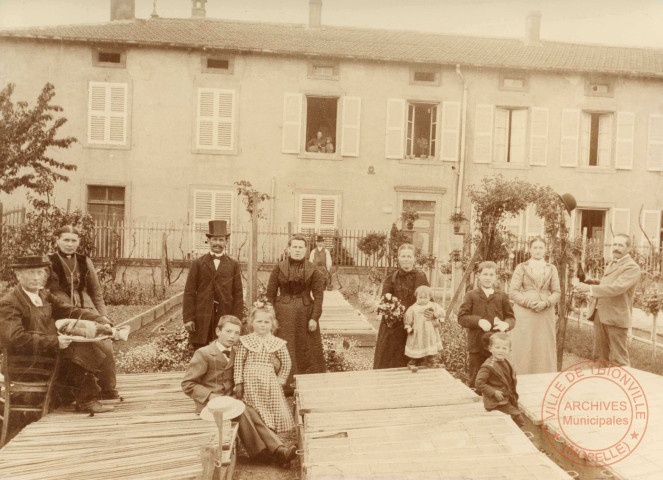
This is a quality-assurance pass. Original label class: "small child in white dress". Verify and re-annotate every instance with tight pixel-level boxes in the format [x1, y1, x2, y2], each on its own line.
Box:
[234, 304, 295, 433]
[404, 285, 444, 372]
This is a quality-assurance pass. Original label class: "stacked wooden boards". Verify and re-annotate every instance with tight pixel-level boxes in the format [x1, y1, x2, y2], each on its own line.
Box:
[295, 367, 571, 479]
[518, 367, 663, 480]
[0, 372, 237, 480]
[318, 290, 376, 346]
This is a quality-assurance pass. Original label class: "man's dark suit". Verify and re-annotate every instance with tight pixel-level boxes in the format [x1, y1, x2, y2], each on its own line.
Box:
[183, 254, 244, 346]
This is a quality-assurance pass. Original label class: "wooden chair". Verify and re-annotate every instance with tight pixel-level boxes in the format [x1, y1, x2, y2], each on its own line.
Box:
[0, 348, 61, 447]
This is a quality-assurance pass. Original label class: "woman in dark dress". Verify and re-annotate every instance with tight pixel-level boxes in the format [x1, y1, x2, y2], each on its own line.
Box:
[267, 235, 327, 390]
[373, 243, 429, 369]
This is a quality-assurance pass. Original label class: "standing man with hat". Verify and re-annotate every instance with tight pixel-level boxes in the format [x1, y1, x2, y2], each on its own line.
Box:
[0, 256, 115, 414]
[183, 220, 244, 348]
[309, 234, 332, 290]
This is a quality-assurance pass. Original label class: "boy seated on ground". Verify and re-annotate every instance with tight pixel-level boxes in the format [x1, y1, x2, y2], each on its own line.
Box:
[458, 261, 515, 388]
[181, 315, 296, 466]
[474, 333, 525, 427]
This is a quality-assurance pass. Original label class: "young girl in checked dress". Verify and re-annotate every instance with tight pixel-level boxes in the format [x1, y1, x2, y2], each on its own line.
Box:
[234, 304, 294, 433]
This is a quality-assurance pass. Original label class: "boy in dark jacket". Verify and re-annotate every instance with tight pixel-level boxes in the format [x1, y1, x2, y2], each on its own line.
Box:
[458, 261, 515, 388]
[475, 333, 524, 427]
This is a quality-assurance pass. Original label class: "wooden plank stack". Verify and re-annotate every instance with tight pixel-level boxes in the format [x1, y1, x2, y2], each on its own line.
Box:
[518, 367, 663, 480]
[296, 367, 571, 479]
[0, 372, 237, 480]
[318, 290, 376, 346]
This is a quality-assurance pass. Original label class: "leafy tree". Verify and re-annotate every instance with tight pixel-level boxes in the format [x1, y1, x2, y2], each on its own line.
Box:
[0, 83, 77, 199]
[1, 207, 95, 283]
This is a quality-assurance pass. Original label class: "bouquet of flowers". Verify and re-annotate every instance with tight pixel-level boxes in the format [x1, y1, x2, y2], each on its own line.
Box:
[376, 293, 406, 328]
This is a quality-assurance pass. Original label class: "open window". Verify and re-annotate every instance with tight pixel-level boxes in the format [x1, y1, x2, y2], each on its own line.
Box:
[581, 112, 612, 167]
[494, 107, 527, 164]
[406, 103, 437, 159]
[305, 96, 338, 154]
[573, 209, 607, 241]
[282, 94, 361, 157]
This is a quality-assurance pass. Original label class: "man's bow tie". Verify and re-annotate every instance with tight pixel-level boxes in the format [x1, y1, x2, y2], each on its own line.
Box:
[222, 349, 231, 355]
[211, 254, 223, 259]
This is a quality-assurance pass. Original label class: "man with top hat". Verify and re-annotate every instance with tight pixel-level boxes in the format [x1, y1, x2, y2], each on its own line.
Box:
[0, 255, 116, 414]
[183, 220, 244, 348]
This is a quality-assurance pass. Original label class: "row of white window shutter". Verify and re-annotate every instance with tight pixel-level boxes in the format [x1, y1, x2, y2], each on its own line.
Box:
[87, 83, 663, 171]
[191, 189, 339, 250]
[475, 106, 663, 170]
[490, 206, 660, 245]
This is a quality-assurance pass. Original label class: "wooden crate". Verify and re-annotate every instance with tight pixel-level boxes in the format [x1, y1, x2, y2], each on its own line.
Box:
[296, 368, 477, 414]
[0, 372, 238, 480]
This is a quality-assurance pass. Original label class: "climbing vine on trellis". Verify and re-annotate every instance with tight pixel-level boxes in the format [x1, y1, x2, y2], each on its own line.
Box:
[466, 174, 579, 369]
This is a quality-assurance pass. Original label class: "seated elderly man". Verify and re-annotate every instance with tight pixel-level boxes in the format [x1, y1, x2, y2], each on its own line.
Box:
[0, 255, 115, 414]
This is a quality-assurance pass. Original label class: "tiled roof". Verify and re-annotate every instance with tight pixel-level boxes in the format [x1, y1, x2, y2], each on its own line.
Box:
[2, 17, 663, 78]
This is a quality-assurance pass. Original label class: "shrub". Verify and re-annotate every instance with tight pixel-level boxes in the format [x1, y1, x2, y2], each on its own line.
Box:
[438, 319, 468, 384]
[322, 334, 372, 372]
[115, 327, 194, 373]
[358, 232, 387, 264]
[102, 282, 167, 306]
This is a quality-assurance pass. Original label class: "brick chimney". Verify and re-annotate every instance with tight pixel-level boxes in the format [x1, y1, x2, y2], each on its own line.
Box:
[192, 0, 207, 18]
[525, 11, 542, 45]
[110, 0, 135, 21]
[309, 0, 322, 28]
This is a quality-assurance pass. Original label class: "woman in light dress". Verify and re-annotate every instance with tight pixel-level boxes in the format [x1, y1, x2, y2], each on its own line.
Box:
[509, 236, 561, 374]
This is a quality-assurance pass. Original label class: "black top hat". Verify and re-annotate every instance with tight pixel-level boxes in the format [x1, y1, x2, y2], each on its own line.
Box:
[315, 234, 324, 242]
[559, 193, 577, 214]
[206, 220, 230, 238]
[8, 255, 51, 269]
